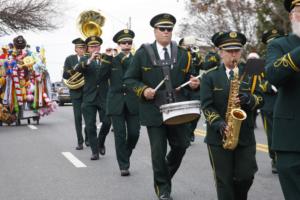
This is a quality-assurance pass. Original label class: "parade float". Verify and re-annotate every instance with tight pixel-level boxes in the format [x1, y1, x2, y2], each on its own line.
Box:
[0, 35, 57, 126]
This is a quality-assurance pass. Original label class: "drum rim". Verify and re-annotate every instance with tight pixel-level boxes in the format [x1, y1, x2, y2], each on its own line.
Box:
[160, 100, 200, 108]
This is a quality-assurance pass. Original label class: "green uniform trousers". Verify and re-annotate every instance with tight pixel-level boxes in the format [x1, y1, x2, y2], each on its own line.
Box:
[189, 116, 200, 140]
[276, 151, 300, 200]
[207, 144, 257, 200]
[71, 98, 87, 145]
[82, 102, 111, 155]
[260, 111, 275, 160]
[111, 105, 140, 170]
[147, 124, 190, 197]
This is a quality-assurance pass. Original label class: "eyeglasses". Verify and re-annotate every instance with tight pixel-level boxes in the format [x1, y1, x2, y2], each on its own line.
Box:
[119, 41, 133, 45]
[157, 27, 173, 32]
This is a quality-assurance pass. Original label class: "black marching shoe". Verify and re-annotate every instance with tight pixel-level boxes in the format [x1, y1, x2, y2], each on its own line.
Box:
[75, 144, 83, 150]
[190, 133, 195, 142]
[90, 153, 99, 160]
[120, 169, 130, 176]
[271, 159, 278, 174]
[85, 140, 90, 147]
[99, 145, 106, 155]
[159, 193, 173, 200]
[98, 135, 106, 155]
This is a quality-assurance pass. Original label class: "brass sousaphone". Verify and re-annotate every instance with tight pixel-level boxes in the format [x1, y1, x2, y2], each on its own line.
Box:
[64, 10, 105, 90]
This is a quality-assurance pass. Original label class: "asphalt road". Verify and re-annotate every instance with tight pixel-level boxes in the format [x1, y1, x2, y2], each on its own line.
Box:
[0, 105, 284, 200]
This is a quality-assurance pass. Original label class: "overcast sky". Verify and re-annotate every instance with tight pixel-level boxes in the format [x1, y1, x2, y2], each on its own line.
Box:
[1, 0, 188, 82]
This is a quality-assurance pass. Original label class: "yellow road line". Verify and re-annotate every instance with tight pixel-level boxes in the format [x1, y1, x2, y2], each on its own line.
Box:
[194, 129, 269, 153]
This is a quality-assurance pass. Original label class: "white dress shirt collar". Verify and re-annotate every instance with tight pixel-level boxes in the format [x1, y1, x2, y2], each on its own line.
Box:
[225, 66, 239, 79]
[156, 42, 171, 60]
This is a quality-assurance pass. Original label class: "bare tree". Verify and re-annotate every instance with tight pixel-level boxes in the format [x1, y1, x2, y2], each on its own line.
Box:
[178, 0, 257, 50]
[0, 0, 62, 36]
[253, 0, 289, 56]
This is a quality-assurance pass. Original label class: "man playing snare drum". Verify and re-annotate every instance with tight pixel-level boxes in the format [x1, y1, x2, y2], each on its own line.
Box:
[124, 13, 200, 200]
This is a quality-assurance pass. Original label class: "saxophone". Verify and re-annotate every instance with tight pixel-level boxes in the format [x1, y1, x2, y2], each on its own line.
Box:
[223, 61, 247, 150]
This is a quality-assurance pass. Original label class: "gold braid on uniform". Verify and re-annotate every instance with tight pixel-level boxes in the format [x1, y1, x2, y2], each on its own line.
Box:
[121, 56, 127, 64]
[101, 59, 111, 64]
[251, 94, 263, 110]
[203, 110, 220, 125]
[274, 53, 300, 72]
[259, 81, 268, 92]
[133, 86, 148, 98]
[142, 67, 152, 72]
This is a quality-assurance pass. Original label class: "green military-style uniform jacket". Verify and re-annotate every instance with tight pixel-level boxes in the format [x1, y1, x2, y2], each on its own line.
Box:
[63, 54, 87, 146]
[260, 78, 277, 113]
[124, 42, 195, 126]
[100, 53, 139, 115]
[78, 56, 109, 105]
[200, 64, 264, 146]
[99, 52, 140, 170]
[63, 54, 83, 99]
[77, 55, 111, 155]
[266, 33, 300, 152]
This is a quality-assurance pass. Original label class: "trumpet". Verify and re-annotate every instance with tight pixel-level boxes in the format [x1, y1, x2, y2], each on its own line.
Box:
[84, 52, 102, 61]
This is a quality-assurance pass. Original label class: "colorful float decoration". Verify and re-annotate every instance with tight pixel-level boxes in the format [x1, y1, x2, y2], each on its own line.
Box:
[0, 35, 57, 125]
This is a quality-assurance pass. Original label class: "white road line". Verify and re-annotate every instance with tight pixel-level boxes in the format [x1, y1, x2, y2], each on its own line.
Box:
[62, 152, 87, 168]
[27, 125, 38, 130]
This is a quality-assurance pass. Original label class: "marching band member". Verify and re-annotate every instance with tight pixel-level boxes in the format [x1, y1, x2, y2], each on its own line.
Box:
[124, 13, 199, 200]
[265, 0, 300, 198]
[178, 36, 203, 143]
[62, 38, 88, 150]
[200, 31, 264, 200]
[260, 28, 284, 173]
[76, 36, 111, 160]
[98, 29, 141, 176]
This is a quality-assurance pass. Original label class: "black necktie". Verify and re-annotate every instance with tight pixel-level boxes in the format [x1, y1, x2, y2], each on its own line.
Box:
[229, 69, 234, 80]
[163, 47, 170, 60]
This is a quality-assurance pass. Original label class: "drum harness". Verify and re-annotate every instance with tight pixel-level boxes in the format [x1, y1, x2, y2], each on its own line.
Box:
[142, 42, 185, 107]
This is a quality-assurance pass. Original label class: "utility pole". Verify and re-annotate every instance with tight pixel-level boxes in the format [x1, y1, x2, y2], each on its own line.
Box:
[127, 17, 131, 29]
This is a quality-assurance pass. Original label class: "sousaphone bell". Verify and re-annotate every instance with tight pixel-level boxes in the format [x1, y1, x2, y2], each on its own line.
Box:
[63, 10, 105, 90]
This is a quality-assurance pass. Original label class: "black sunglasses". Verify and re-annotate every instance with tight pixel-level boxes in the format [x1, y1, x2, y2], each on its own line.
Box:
[157, 27, 173, 32]
[119, 41, 133, 45]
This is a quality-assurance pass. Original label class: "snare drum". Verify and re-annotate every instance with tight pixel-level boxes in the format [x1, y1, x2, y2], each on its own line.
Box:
[160, 100, 201, 125]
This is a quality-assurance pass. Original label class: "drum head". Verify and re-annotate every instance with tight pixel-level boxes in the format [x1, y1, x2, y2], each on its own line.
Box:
[163, 113, 199, 125]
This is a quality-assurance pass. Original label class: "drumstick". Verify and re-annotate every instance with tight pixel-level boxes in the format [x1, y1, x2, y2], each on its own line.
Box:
[154, 75, 168, 92]
[176, 74, 201, 90]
